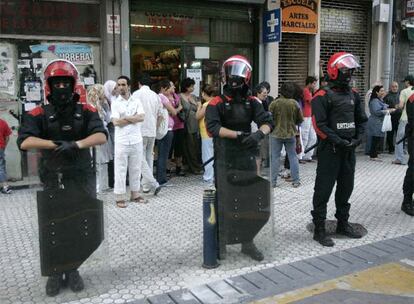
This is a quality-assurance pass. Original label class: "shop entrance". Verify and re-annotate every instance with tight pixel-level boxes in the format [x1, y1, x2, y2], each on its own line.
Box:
[131, 44, 252, 96]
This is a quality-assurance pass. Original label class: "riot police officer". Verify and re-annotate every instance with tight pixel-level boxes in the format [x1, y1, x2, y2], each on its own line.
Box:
[311, 52, 368, 247]
[402, 87, 414, 216]
[205, 55, 273, 261]
[17, 59, 107, 296]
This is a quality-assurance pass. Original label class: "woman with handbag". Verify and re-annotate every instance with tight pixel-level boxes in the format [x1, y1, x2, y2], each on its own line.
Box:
[367, 85, 396, 161]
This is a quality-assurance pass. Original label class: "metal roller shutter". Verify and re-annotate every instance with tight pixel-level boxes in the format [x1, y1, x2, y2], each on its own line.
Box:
[320, 0, 371, 94]
[278, 33, 309, 88]
[409, 42, 414, 76]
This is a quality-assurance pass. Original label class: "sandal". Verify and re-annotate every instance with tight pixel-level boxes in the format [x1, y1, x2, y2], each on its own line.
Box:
[130, 196, 148, 204]
[116, 200, 127, 208]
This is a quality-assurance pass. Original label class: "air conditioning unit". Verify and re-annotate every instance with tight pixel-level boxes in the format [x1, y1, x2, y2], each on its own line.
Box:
[373, 3, 390, 23]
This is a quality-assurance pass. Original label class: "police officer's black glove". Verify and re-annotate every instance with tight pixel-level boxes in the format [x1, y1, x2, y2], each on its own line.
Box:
[241, 130, 265, 149]
[53, 140, 80, 160]
[350, 138, 362, 148]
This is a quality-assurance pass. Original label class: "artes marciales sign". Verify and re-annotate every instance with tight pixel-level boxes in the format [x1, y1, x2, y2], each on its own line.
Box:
[281, 0, 319, 34]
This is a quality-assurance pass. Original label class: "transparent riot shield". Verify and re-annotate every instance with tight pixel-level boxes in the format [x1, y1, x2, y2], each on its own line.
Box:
[214, 135, 275, 262]
[3, 147, 112, 303]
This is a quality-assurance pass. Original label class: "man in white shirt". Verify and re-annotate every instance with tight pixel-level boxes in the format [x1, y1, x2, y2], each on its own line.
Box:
[111, 76, 146, 207]
[132, 73, 161, 195]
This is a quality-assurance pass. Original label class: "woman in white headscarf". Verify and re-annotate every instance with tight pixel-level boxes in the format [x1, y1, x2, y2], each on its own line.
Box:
[88, 84, 114, 193]
[103, 80, 117, 189]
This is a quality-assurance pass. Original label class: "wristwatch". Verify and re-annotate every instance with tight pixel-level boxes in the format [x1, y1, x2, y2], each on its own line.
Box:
[236, 131, 243, 138]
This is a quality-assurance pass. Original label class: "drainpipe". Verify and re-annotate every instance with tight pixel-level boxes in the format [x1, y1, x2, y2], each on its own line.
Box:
[383, 0, 394, 90]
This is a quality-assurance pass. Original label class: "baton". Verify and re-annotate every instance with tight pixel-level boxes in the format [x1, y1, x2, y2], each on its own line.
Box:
[202, 156, 214, 168]
[396, 135, 407, 145]
[304, 142, 319, 154]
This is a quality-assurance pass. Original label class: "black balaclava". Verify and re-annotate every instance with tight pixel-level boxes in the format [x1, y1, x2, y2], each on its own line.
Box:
[48, 76, 74, 108]
[332, 68, 355, 89]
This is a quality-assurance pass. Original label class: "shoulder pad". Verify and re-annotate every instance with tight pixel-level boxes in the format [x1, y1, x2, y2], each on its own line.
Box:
[28, 106, 44, 116]
[313, 89, 327, 98]
[82, 103, 97, 112]
[209, 95, 227, 106]
[409, 93, 414, 103]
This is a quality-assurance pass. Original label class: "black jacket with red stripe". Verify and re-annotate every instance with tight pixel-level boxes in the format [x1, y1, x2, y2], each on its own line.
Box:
[407, 89, 414, 137]
[17, 102, 106, 174]
[205, 87, 273, 137]
[311, 86, 367, 145]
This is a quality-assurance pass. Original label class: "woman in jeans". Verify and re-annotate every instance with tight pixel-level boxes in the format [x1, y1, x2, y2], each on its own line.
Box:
[155, 79, 182, 185]
[196, 84, 218, 184]
[269, 82, 304, 188]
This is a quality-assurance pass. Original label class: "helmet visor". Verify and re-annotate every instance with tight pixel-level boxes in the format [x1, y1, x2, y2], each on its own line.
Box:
[331, 54, 360, 70]
[223, 59, 252, 79]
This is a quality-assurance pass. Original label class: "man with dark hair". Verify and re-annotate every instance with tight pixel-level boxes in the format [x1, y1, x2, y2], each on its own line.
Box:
[311, 52, 367, 247]
[112, 75, 146, 208]
[17, 59, 107, 296]
[384, 81, 401, 154]
[269, 82, 303, 188]
[132, 73, 162, 195]
[300, 76, 318, 162]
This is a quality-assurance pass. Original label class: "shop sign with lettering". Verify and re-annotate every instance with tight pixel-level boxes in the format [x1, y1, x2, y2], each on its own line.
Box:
[130, 11, 209, 43]
[0, 0, 100, 37]
[407, 0, 414, 17]
[29, 44, 94, 65]
[281, 0, 319, 34]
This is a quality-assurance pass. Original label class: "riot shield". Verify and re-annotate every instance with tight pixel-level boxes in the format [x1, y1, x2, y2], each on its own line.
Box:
[214, 136, 274, 259]
[37, 188, 104, 276]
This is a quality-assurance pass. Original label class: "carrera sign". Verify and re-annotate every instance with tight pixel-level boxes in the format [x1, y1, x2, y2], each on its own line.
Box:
[281, 0, 319, 34]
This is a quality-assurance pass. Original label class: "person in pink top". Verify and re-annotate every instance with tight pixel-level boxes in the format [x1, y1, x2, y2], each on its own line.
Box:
[0, 118, 12, 194]
[300, 76, 317, 162]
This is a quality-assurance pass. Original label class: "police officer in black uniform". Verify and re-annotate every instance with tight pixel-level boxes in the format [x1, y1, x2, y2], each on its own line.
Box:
[402, 87, 414, 216]
[206, 55, 273, 261]
[311, 52, 368, 247]
[17, 59, 107, 296]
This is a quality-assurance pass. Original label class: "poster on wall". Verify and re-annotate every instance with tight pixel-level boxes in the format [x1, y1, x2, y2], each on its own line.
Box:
[30, 44, 94, 65]
[186, 69, 202, 97]
[0, 44, 17, 99]
[407, 0, 414, 17]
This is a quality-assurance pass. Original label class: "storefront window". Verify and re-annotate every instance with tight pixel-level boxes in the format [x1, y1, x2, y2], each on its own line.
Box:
[130, 11, 209, 43]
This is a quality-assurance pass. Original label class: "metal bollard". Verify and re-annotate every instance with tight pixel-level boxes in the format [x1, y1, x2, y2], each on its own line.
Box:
[202, 189, 219, 269]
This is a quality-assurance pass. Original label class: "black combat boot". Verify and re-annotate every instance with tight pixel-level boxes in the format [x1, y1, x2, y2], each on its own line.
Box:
[313, 225, 334, 247]
[45, 273, 64, 297]
[65, 270, 84, 292]
[401, 201, 414, 216]
[336, 221, 363, 238]
[241, 242, 264, 261]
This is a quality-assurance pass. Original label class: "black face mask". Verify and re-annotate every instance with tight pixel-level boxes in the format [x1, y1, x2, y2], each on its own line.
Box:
[48, 77, 74, 108]
[227, 76, 245, 90]
[334, 69, 354, 88]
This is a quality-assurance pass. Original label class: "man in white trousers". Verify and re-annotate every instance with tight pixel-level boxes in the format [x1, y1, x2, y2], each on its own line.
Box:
[111, 76, 146, 208]
[300, 76, 317, 162]
[132, 73, 161, 195]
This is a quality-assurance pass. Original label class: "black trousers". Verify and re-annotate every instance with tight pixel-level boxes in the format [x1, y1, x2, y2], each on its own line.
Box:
[311, 141, 355, 225]
[403, 137, 413, 204]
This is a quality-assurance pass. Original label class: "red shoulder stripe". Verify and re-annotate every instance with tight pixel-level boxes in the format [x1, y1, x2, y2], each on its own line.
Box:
[408, 92, 414, 103]
[313, 89, 326, 99]
[82, 103, 97, 112]
[209, 95, 226, 106]
[312, 114, 327, 139]
[28, 106, 44, 117]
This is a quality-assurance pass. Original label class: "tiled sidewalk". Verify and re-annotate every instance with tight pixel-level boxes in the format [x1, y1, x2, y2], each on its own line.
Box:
[0, 153, 413, 304]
